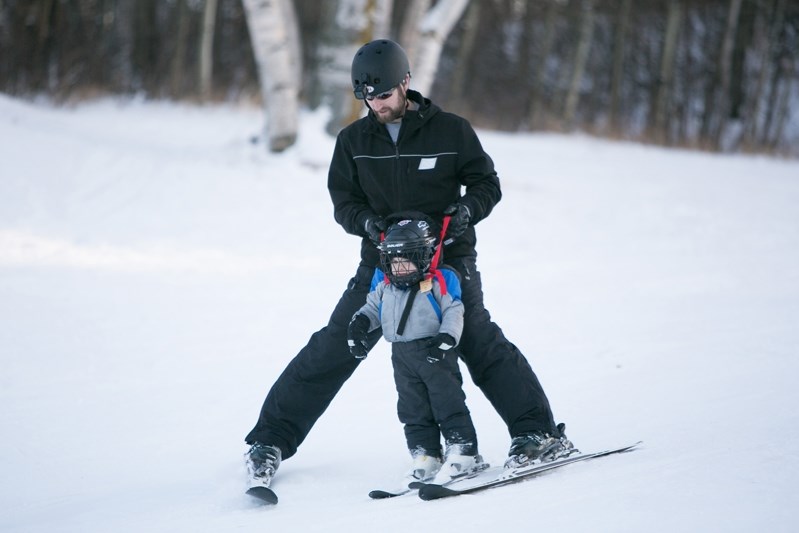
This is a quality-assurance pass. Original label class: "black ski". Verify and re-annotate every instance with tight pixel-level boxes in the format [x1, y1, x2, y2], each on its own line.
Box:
[368, 488, 410, 499]
[247, 485, 278, 505]
[369, 462, 492, 499]
[416, 442, 642, 501]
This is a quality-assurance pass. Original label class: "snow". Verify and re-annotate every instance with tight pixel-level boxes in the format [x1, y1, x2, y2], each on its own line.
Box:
[1, 93, 798, 532]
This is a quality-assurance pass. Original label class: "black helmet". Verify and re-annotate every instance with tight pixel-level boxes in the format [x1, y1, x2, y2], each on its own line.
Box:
[351, 39, 410, 100]
[378, 218, 437, 289]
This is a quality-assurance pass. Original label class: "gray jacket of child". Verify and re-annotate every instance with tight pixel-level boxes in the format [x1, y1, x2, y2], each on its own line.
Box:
[356, 267, 463, 345]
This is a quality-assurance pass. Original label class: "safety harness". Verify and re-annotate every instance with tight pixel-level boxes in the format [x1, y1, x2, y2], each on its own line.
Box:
[394, 216, 451, 336]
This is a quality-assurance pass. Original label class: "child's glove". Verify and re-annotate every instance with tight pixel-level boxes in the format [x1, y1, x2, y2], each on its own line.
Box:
[425, 333, 456, 363]
[347, 314, 370, 359]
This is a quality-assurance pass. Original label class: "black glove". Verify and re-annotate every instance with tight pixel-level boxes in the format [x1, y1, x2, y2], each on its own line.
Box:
[347, 314, 371, 359]
[425, 333, 456, 363]
[443, 203, 472, 240]
[364, 216, 388, 245]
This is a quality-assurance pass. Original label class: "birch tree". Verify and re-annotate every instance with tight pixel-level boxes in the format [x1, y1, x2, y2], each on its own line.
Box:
[242, 0, 301, 152]
[411, 0, 470, 97]
[315, 0, 394, 134]
[448, 0, 480, 113]
[398, 0, 432, 68]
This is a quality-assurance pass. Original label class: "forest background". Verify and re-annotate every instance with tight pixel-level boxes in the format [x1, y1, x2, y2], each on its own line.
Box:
[2, 0, 797, 156]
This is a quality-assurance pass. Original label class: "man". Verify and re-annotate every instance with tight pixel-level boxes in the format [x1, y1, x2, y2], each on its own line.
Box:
[245, 39, 573, 490]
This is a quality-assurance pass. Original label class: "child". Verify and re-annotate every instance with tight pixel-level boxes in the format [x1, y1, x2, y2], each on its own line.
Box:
[347, 214, 486, 487]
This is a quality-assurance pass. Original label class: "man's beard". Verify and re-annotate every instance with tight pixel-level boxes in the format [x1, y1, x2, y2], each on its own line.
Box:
[374, 92, 408, 124]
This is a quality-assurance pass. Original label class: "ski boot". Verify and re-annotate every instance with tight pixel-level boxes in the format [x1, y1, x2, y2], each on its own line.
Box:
[504, 423, 576, 470]
[431, 443, 488, 484]
[402, 451, 443, 487]
[246, 443, 282, 488]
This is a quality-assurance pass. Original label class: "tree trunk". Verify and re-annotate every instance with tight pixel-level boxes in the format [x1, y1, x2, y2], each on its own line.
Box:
[370, 0, 394, 39]
[759, 0, 786, 147]
[563, 0, 595, 128]
[768, 57, 793, 151]
[111, 0, 135, 92]
[448, 0, 480, 114]
[742, 0, 778, 148]
[713, 0, 744, 149]
[133, 0, 159, 92]
[242, 0, 301, 152]
[170, 0, 190, 98]
[285, 0, 303, 90]
[527, 0, 560, 130]
[398, 0, 431, 64]
[199, 0, 219, 101]
[653, 0, 682, 144]
[314, 0, 393, 134]
[412, 0, 470, 97]
[609, 0, 632, 134]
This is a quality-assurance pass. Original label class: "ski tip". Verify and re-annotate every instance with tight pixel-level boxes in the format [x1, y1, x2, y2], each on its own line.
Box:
[369, 489, 407, 499]
[418, 484, 459, 501]
[247, 485, 278, 505]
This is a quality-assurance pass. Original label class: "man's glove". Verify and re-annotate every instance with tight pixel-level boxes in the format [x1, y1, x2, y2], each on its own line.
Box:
[425, 333, 456, 363]
[347, 314, 371, 359]
[443, 203, 472, 240]
[364, 216, 388, 245]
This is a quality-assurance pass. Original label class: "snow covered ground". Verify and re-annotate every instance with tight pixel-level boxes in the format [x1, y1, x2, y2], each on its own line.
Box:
[1, 94, 797, 532]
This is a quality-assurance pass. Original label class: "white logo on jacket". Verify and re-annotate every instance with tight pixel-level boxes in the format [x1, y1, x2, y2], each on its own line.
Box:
[418, 157, 437, 170]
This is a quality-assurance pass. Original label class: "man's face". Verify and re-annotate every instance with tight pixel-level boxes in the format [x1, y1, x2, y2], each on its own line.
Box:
[368, 81, 407, 124]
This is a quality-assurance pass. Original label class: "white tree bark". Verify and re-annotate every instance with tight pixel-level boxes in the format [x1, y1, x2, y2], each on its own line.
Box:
[316, 0, 393, 134]
[242, 0, 301, 152]
[398, 0, 431, 65]
[410, 0, 469, 97]
[370, 0, 394, 39]
[281, 0, 302, 89]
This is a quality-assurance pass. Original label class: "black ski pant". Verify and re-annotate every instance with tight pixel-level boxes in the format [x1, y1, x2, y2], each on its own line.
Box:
[391, 339, 477, 457]
[245, 257, 557, 460]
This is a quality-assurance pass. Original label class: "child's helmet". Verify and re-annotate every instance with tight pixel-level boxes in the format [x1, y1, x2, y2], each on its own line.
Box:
[351, 39, 410, 100]
[378, 218, 437, 289]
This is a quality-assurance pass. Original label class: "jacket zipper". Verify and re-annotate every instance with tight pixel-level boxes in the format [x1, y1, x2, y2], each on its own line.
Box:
[393, 138, 402, 211]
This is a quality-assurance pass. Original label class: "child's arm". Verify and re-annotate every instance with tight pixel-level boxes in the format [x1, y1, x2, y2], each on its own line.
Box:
[436, 270, 464, 345]
[438, 295, 464, 345]
[347, 270, 386, 359]
[352, 267, 386, 331]
[358, 284, 384, 331]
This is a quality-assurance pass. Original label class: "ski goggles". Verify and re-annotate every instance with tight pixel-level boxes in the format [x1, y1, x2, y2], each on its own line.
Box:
[366, 86, 397, 101]
[354, 82, 397, 101]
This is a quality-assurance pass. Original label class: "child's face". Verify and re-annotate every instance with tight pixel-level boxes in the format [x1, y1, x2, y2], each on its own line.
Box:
[390, 257, 418, 276]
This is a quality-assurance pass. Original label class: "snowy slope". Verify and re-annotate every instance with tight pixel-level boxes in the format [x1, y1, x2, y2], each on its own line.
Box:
[1, 94, 797, 532]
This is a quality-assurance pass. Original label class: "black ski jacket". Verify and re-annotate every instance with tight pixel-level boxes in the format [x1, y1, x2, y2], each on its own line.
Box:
[328, 90, 502, 267]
